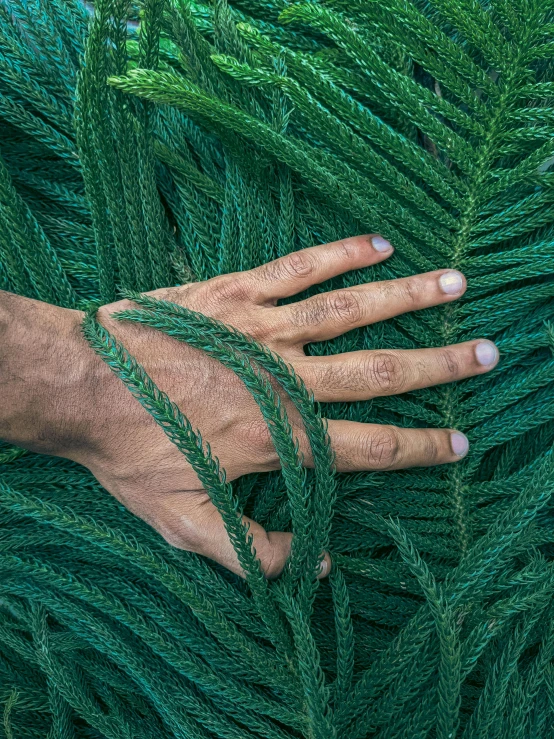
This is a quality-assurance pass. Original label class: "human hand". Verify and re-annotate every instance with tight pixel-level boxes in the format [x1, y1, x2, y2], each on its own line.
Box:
[1, 235, 499, 578]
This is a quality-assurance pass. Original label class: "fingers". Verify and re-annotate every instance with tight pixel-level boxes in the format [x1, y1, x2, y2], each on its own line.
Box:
[310, 421, 469, 473]
[297, 339, 499, 402]
[244, 234, 394, 304]
[273, 268, 467, 345]
[150, 491, 331, 580]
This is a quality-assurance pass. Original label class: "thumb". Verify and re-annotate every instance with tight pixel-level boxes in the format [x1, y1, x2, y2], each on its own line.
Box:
[153, 491, 331, 579]
[238, 518, 331, 580]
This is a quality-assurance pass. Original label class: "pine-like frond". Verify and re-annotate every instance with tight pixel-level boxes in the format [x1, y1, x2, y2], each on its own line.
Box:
[1, 0, 554, 736]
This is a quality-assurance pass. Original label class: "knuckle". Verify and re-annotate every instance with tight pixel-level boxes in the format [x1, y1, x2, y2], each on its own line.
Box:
[398, 277, 422, 307]
[241, 317, 270, 342]
[422, 431, 440, 465]
[327, 290, 363, 326]
[366, 352, 407, 394]
[241, 418, 274, 455]
[439, 348, 460, 378]
[337, 239, 357, 260]
[206, 275, 249, 305]
[292, 291, 363, 329]
[279, 251, 314, 280]
[364, 426, 401, 469]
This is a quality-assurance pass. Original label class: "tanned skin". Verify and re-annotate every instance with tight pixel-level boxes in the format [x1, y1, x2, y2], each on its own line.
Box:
[0, 234, 499, 578]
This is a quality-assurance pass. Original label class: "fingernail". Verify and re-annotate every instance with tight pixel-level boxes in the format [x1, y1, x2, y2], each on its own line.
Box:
[451, 432, 469, 457]
[318, 558, 328, 578]
[371, 235, 393, 252]
[475, 341, 498, 367]
[439, 271, 464, 295]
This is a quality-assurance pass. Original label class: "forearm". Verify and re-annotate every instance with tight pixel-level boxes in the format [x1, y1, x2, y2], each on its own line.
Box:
[0, 290, 89, 456]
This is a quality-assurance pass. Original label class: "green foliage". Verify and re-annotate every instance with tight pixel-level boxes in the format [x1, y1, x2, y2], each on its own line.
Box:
[1, 0, 554, 736]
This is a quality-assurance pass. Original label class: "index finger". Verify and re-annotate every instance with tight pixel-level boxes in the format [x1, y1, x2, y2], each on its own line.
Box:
[246, 234, 394, 304]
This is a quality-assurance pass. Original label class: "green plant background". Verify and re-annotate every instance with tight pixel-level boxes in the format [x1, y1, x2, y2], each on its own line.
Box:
[1, 0, 554, 737]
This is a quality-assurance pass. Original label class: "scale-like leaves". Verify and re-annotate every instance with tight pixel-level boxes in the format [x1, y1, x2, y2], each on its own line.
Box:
[1, 0, 554, 736]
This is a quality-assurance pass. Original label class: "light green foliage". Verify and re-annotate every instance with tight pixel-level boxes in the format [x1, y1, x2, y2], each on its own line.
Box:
[0, 0, 554, 736]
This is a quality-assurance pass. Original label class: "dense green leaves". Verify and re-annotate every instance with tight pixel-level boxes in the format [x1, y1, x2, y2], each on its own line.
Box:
[0, 0, 554, 737]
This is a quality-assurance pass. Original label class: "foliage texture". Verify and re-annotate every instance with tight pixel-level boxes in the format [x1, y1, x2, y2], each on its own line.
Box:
[1, 0, 554, 736]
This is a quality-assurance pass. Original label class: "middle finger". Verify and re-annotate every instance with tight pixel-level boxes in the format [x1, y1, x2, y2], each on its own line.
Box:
[272, 269, 466, 345]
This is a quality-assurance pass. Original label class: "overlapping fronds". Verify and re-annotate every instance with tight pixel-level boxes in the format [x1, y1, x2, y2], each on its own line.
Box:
[1, 0, 554, 736]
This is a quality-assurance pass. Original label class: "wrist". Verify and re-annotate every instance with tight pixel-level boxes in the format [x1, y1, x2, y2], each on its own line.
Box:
[0, 292, 92, 458]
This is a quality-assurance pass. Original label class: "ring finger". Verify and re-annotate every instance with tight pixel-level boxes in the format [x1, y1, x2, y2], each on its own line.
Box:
[296, 339, 499, 402]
